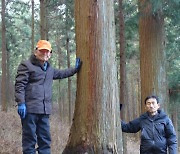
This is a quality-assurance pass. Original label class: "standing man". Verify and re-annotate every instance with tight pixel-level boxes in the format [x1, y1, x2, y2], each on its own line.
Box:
[121, 95, 177, 154]
[15, 40, 82, 154]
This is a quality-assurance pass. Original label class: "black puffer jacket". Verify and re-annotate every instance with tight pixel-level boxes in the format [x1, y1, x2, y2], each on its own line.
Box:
[15, 55, 77, 114]
[121, 110, 177, 154]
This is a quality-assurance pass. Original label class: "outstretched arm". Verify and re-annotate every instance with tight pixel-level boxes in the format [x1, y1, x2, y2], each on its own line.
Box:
[121, 118, 141, 133]
[53, 57, 82, 79]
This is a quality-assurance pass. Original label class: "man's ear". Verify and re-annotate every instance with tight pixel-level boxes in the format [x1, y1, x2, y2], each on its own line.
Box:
[34, 48, 38, 55]
[34, 50, 37, 56]
[157, 103, 160, 109]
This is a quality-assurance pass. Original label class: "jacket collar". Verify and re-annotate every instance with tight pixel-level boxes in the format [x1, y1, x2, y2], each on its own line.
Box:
[30, 54, 50, 71]
[141, 109, 166, 120]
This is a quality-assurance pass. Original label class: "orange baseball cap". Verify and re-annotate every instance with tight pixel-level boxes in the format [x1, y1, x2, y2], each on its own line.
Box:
[36, 40, 52, 51]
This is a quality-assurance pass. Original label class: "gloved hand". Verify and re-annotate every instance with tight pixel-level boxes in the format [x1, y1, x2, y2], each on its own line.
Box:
[17, 103, 26, 119]
[75, 57, 82, 72]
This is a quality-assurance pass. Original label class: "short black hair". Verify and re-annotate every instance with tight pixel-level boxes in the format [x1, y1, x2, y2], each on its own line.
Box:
[144, 95, 159, 104]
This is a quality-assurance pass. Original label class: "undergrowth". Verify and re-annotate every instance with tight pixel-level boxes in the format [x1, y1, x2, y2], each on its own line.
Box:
[1, 108, 178, 154]
[0, 108, 69, 154]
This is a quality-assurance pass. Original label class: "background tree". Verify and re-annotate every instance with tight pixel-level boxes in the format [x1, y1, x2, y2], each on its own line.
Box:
[0, 0, 179, 152]
[139, 0, 167, 112]
[118, 0, 128, 153]
[31, 0, 35, 52]
[164, 1, 180, 138]
[63, 0, 123, 153]
[46, 0, 76, 123]
[1, 0, 8, 111]
[119, 0, 128, 121]
[40, 0, 48, 39]
[65, 0, 73, 125]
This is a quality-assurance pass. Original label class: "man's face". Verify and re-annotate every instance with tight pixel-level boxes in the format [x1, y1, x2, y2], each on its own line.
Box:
[145, 98, 160, 115]
[34, 49, 52, 63]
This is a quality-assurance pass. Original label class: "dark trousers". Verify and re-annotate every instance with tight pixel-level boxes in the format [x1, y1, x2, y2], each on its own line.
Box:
[21, 114, 51, 154]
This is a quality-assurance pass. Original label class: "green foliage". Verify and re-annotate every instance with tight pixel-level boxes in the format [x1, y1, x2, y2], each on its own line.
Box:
[124, 0, 139, 60]
[116, 0, 179, 91]
[115, 0, 139, 60]
[0, 0, 179, 103]
[150, 0, 163, 13]
[164, 0, 180, 90]
[4, 1, 32, 80]
[167, 60, 180, 89]
[46, 0, 75, 55]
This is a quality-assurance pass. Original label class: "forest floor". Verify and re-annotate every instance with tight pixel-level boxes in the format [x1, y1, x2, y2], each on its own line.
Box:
[0, 108, 179, 154]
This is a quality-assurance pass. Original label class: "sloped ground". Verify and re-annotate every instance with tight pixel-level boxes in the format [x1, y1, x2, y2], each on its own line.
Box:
[0, 109, 22, 154]
[0, 109, 179, 154]
[0, 108, 69, 154]
[126, 135, 140, 154]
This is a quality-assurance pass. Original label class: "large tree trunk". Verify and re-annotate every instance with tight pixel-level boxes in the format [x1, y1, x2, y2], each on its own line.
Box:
[63, 0, 123, 153]
[139, 0, 167, 113]
[1, 0, 8, 112]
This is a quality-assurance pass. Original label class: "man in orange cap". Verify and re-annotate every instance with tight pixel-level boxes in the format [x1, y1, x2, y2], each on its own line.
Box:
[15, 40, 82, 154]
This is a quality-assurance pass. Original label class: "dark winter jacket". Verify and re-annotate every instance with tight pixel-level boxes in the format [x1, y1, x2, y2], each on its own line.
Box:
[121, 110, 177, 154]
[15, 55, 78, 114]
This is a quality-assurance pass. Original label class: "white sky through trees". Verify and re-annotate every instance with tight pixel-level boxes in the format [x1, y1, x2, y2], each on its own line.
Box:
[19, 0, 39, 4]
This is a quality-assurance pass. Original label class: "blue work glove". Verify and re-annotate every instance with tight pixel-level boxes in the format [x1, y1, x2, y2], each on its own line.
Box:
[17, 103, 26, 119]
[75, 57, 82, 72]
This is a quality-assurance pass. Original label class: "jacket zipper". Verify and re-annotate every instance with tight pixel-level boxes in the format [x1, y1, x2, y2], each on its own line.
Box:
[152, 120, 155, 145]
[43, 71, 47, 113]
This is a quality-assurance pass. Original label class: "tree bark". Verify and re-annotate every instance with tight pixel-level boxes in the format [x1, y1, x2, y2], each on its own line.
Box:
[63, 0, 123, 153]
[139, 0, 167, 113]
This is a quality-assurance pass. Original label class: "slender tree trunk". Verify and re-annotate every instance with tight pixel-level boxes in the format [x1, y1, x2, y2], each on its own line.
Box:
[171, 109, 178, 134]
[171, 108, 178, 147]
[1, 0, 8, 112]
[65, 2, 72, 125]
[56, 38, 64, 121]
[139, 0, 167, 113]
[45, 0, 49, 40]
[66, 37, 72, 125]
[6, 48, 11, 106]
[119, 0, 127, 153]
[119, 0, 127, 121]
[40, 0, 47, 39]
[32, 0, 35, 52]
[63, 0, 123, 153]
[137, 77, 141, 116]
[169, 93, 179, 147]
